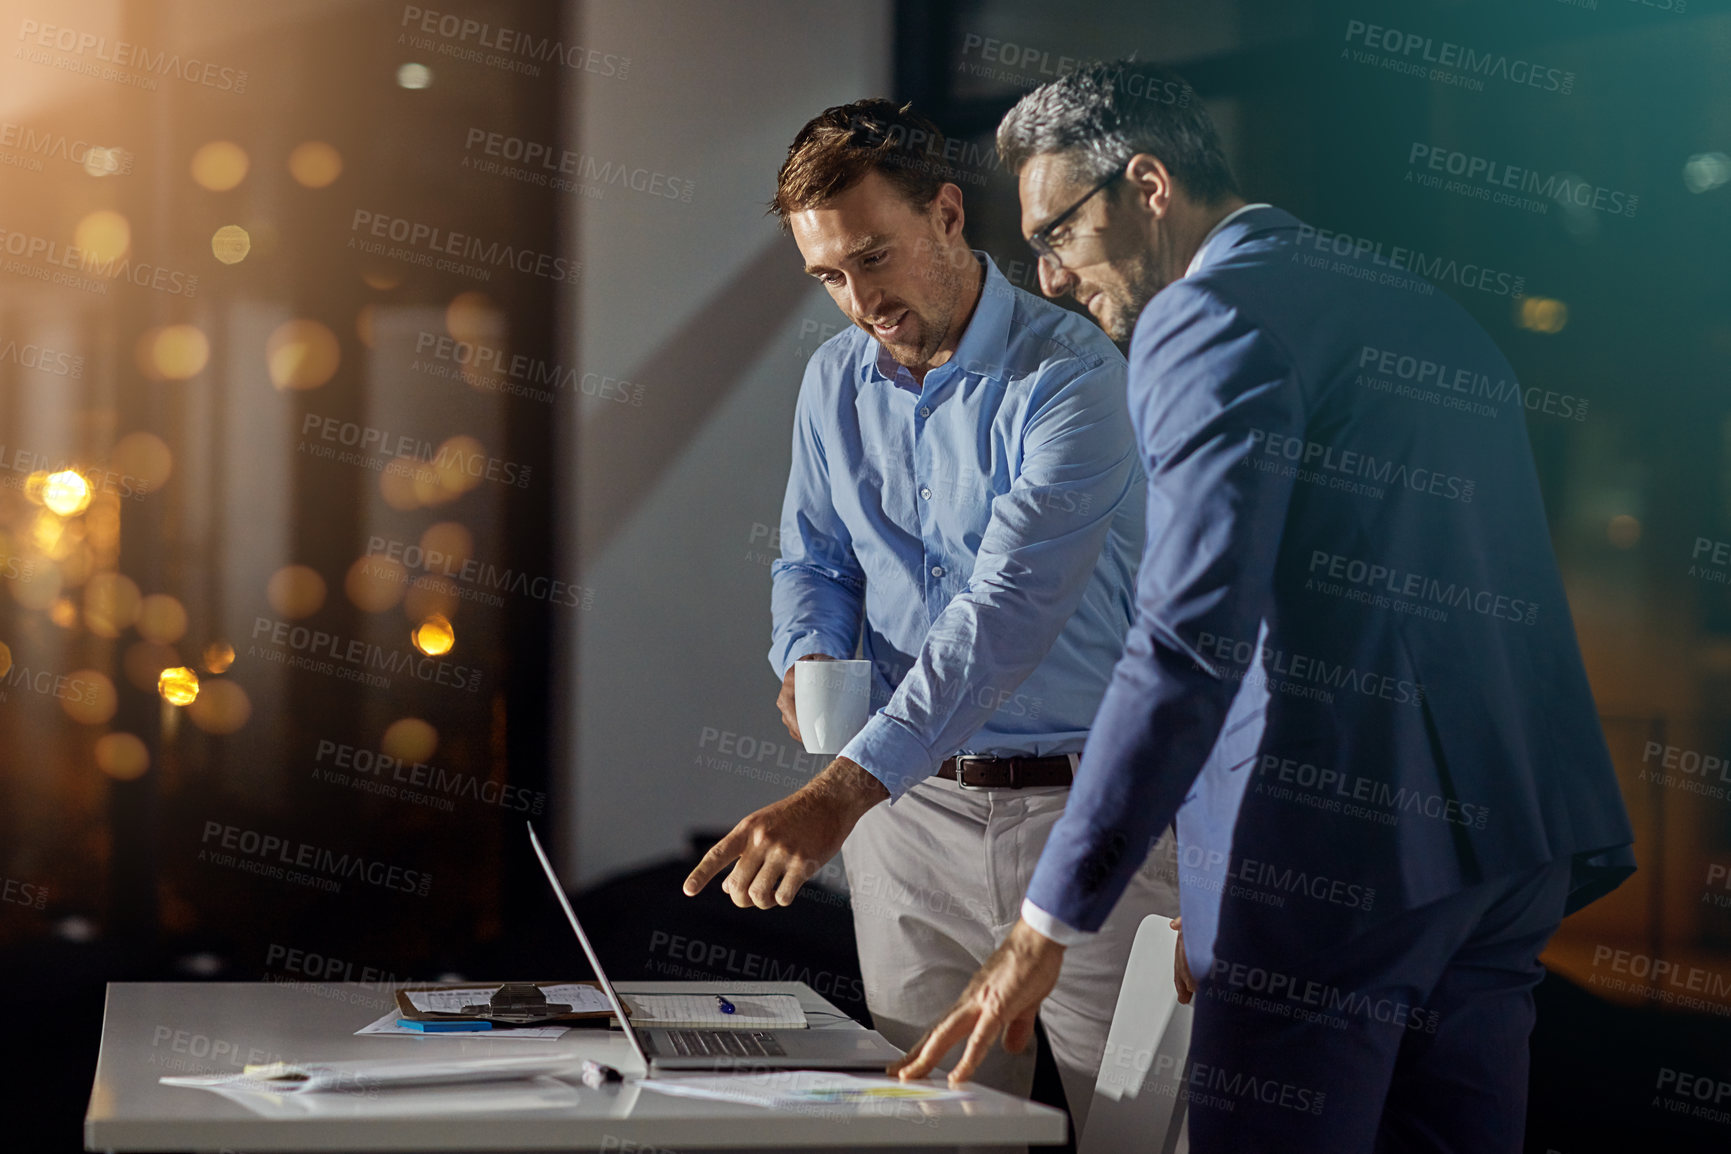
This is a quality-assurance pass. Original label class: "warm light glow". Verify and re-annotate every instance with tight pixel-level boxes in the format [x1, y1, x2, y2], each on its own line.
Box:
[95, 733, 150, 781]
[124, 641, 179, 691]
[31, 509, 68, 555]
[112, 431, 173, 492]
[23, 470, 49, 504]
[0, 640, 10, 677]
[445, 292, 500, 345]
[421, 522, 475, 568]
[1516, 297, 1569, 335]
[62, 670, 118, 725]
[10, 562, 64, 611]
[211, 225, 251, 264]
[288, 141, 343, 188]
[431, 436, 486, 501]
[346, 554, 406, 612]
[158, 665, 200, 706]
[355, 304, 377, 347]
[190, 140, 249, 191]
[142, 324, 211, 379]
[266, 564, 327, 618]
[396, 62, 433, 89]
[203, 641, 236, 674]
[382, 717, 438, 763]
[360, 269, 401, 291]
[42, 470, 92, 516]
[84, 572, 143, 638]
[1608, 514, 1642, 549]
[75, 210, 130, 262]
[137, 594, 188, 644]
[188, 679, 251, 733]
[266, 318, 341, 390]
[405, 575, 459, 622]
[379, 458, 423, 510]
[49, 597, 78, 629]
[412, 614, 455, 656]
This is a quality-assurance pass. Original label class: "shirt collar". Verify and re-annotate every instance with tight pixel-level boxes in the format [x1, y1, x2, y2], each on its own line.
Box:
[1185, 202, 1274, 279]
[860, 251, 1015, 387]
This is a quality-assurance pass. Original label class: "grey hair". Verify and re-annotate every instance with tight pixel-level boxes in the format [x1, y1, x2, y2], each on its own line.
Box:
[996, 60, 1239, 203]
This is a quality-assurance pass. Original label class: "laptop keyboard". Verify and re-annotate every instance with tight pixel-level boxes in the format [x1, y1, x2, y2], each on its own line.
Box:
[664, 1029, 786, 1057]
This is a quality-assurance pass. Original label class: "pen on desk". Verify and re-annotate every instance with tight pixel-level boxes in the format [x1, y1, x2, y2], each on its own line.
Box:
[715, 995, 735, 1015]
[580, 1059, 623, 1088]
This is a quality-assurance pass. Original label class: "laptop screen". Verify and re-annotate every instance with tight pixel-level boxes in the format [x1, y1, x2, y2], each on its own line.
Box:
[526, 823, 649, 1067]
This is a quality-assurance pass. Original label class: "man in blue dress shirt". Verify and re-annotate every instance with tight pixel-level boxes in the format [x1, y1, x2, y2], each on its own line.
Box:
[890, 63, 1636, 1153]
[683, 99, 1178, 1124]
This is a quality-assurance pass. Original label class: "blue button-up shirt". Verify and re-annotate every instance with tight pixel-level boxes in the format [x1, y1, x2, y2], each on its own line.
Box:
[769, 253, 1144, 799]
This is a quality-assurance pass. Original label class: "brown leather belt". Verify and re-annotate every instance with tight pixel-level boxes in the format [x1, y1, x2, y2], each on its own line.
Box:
[936, 754, 1074, 790]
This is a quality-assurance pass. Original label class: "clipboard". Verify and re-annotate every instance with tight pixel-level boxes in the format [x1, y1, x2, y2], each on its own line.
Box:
[394, 981, 615, 1026]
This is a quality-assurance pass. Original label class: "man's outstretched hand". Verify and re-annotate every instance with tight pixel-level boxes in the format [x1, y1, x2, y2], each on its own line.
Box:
[888, 920, 1066, 1086]
[682, 757, 888, 909]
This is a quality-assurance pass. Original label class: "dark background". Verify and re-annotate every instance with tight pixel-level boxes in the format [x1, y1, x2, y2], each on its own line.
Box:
[0, 1, 1727, 1150]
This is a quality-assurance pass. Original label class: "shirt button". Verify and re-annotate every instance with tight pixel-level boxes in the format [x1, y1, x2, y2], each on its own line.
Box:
[919, 486, 932, 500]
[918, 406, 932, 418]
[930, 565, 945, 578]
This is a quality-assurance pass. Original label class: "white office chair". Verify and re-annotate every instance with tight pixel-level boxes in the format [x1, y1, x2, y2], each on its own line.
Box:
[1080, 914, 1192, 1154]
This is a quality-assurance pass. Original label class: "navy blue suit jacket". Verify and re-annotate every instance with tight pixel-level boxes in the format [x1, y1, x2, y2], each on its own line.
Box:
[1025, 206, 1635, 970]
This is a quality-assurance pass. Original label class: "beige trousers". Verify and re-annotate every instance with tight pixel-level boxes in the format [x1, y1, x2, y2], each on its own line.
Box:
[842, 773, 1180, 1137]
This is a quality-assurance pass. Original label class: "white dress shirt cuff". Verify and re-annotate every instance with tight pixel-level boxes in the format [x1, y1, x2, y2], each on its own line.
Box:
[1019, 898, 1095, 947]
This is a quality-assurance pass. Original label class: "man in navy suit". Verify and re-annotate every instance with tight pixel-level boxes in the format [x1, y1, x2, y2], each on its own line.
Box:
[891, 61, 1635, 1152]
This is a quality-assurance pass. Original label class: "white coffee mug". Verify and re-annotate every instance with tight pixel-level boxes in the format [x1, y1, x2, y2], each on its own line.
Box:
[794, 659, 872, 755]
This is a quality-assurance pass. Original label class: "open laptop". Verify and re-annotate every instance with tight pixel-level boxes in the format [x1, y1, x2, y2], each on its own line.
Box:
[527, 823, 904, 1073]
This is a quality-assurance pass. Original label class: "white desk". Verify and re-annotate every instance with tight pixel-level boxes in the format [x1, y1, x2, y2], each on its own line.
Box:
[85, 981, 1067, 1151]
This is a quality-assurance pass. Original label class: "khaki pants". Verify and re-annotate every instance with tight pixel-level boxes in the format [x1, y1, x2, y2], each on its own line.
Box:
[842, 773, 1180, 1135]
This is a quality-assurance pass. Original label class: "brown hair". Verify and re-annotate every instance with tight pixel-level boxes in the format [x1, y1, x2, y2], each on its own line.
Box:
[770, 98, 956, 228]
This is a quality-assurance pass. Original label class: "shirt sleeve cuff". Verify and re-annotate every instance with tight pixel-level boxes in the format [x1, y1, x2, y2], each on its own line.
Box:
[771, 633, 847, 680]
[1020, 898, 1095, 947]
[839, 713, 936, 801]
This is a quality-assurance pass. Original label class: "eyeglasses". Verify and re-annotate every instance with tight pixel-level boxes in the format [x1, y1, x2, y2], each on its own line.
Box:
[1027, 170, 1122, 271]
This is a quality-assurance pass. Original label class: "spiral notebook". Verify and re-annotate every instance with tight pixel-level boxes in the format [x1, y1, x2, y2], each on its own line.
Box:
[619, 993, 807, 1030]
